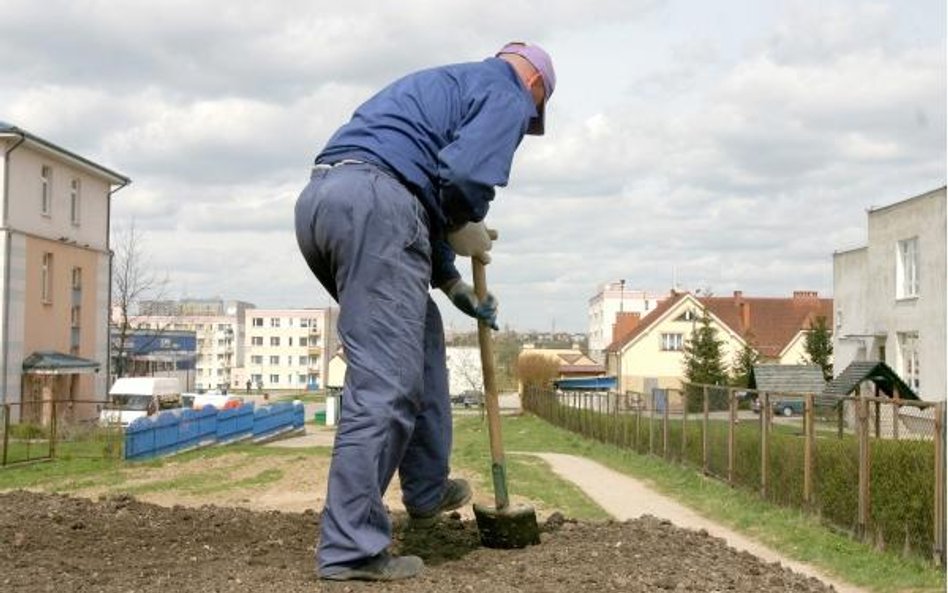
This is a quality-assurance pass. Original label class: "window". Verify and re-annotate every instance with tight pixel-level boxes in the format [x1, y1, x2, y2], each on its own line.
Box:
[675, 310, 697, 322]
[251, 373, 262, 383]
[298, 375, 307, 384]
[300, 355, 309, 366]
[300, 336, 308, 347]
[41, 252, 53, 303]
[71, 267, 82, 290]
[252, 317, 263, 327]
[269, 355, 280, 365]
[661, 333, 683, 351]
[251, 336, 263, 346]
[70, 178, 81, 225]
[270, 317, 281, 328]
[41, 165, 52, 216]
[270, 336, 280, 346]
[898, 332, 920, 392]
[251, 355, 263, 365]
[288, 337, 293, 347]
[269, 374, 280, 384]
[896, 237, 919, 299]
[300, 319, 310, 328]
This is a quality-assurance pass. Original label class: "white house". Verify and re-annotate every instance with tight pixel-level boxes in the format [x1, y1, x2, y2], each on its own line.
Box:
[833, 187, 946, 401]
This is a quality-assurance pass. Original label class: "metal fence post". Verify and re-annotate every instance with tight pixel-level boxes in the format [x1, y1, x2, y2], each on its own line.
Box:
[804, 393, 814, 505]
[728, 388, 736, 485]
[934, 401, 946, 566]
[702, 385, 709, 474]
[2, 404, 9, 466]
[681, 389, 688, 462]
[649, 389, 655, 456]
[760, 391, 770, 498]
[857, 396, 870, 541]
[49, 399, 57, 460]
[662, 390, 670, 459]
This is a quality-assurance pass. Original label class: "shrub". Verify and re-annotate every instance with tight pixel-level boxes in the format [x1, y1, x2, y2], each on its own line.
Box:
[516, 353, 561, 390]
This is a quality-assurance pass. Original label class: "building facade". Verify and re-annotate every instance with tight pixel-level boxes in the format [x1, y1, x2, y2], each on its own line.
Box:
[110, 328, 197, 390]
[242, 308, 338, 392]
[587, 281, 668, 362]
[0, 123, 129, 422]
[833, 187, 946, 401]
[127, 299, 254, 392]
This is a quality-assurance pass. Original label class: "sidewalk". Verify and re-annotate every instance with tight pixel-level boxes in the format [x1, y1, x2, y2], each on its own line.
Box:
[534, 452, 867, 593]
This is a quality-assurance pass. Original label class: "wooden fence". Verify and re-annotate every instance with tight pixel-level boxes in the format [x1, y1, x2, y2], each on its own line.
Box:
[522, 383, 946, 565]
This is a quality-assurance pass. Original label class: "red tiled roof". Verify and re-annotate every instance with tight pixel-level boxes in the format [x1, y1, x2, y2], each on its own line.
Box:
[700, 294, 833, 358]
[603, 290, 833, 358]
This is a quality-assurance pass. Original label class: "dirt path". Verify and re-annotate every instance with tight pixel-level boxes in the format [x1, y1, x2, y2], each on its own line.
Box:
[534, 452, 867, 593]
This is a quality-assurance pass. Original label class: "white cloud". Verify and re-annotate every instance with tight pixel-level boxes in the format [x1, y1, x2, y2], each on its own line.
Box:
[1, 0, 943, 332]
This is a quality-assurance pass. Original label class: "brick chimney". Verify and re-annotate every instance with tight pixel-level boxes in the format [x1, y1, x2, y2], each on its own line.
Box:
[612, 311, 641, 344]
[793, 290, 819, 299]
[733, 291, 750, 332]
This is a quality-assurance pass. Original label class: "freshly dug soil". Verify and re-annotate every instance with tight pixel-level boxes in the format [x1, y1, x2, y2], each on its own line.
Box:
[0, 490, 835, 592]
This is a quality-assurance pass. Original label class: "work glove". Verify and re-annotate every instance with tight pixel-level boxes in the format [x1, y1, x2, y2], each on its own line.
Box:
[443, 279, 499, 330]
[447, 221, 492, 264]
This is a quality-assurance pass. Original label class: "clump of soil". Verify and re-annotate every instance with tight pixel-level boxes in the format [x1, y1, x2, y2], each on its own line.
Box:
[0, 490, 834, 592]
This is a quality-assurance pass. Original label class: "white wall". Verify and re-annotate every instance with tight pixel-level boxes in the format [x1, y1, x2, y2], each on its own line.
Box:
[5, 145, 111, 250]
[588, 282, 668, 361]
[833, 188, 946, 400]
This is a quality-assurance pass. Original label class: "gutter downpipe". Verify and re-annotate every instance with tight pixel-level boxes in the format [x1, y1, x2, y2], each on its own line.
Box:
[105, 179, 131, 393]
[2, 133, 26, 407]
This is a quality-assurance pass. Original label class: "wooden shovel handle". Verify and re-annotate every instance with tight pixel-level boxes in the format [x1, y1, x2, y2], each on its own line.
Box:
[472, 230, 507, 506]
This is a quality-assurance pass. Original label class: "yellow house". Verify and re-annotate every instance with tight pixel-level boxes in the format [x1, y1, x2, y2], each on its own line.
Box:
[604, 290, 833, 394]
[604, 292, 745, 394]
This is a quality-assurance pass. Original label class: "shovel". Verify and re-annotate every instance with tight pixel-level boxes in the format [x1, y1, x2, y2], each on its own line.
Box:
[470, 239, 541, 549]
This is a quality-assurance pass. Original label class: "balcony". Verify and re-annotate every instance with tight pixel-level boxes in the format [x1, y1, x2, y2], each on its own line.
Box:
[308, 346, 322, 356]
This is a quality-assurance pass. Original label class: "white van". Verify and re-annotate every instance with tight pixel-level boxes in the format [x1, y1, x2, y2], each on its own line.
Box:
[100, 377, 182, 427]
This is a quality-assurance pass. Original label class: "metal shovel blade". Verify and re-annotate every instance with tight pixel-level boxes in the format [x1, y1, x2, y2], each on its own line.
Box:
[473, 502, 541, 549]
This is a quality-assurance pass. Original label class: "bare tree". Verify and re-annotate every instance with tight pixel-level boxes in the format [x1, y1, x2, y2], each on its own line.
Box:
[111, 222, 169, 378]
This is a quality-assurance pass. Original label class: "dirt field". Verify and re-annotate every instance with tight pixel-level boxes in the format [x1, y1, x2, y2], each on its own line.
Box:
[0, 488, 836, 593]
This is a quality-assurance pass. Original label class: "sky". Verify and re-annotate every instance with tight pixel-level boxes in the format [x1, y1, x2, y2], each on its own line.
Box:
[2, 0, 944, 333]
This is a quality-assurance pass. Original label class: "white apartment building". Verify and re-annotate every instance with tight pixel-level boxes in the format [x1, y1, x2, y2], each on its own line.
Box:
[242, 308, 338, 392]
[587, 281, 669, 362]
[833, 187, 946, 401]
[1, 123, 128, 422]
[128, 300, 254, 392]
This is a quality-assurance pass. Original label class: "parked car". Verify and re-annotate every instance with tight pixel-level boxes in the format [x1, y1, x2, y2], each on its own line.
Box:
[751, 396, 805, 417]
[451, 390, 484, 408]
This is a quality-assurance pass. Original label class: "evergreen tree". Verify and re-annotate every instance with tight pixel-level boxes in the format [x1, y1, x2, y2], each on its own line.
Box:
[802, 315, 834, 381]
[731, 336, 759, 388]
[682, 311, 729, 410]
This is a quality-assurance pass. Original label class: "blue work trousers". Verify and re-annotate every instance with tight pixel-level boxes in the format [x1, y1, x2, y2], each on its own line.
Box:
[294, 163, 453, 574]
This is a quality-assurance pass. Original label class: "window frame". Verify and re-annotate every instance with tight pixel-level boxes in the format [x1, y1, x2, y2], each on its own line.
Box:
[660, 332, 684, 351]
[896, 237, 919, 299]
[41, 252, 53, 304]
[69, 177, 81, 225]
[41, 165, 52, 216]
